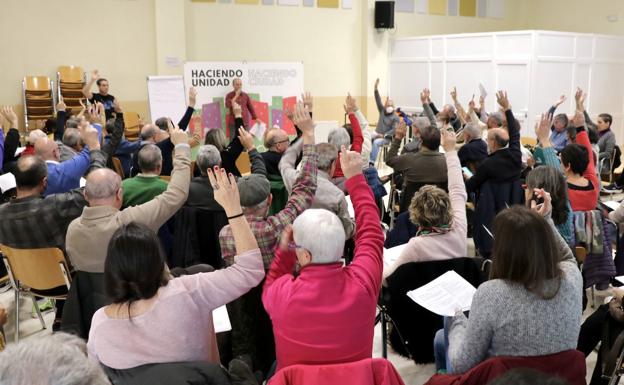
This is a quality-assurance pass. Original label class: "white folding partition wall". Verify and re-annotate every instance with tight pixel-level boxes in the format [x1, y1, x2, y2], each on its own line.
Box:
[388, 30, 624, 140]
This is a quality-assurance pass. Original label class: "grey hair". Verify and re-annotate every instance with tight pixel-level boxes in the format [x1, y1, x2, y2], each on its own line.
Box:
[316, 143, 338, 172]
[328, 127, 351, 149]
[138, 144, 162, 173]
[242, 197, 270, 215]
[62, 127, 81, 148]
[66, 117, 80, 129]
[413, 117, 430, 131]
[444, 104, 456, 113]
[86, 169, 121, 200]
[0, 333, 110, 385]
[204, 129, 227, 152]
[293, 209, 345, 264]
[140, 124, 159, 141]
[488, 112, 504, 128]
[154, 117, 171, 131]
[196, 145, 222, 175]
[28, 129, 47, 144]
[463, 122, 481, 140]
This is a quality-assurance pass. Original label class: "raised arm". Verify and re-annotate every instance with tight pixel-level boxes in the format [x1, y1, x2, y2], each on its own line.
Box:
[55, 97, 68, 141]
[344, 94, 364, 153]
[82, 70, 98, 100]
[0, 107, 20, 166]
[420, 89, 437, 125]
[101, 102, 125, 167]
[343, 146, 384, 295]
[177, 87, 196, 131]
[269, 103, 318, 227]
[450, 87, 468, 126]
[118, 128, 191, 230]
[497, 91, 521, 163]
[385, 120, 408, 171]
[535, 113, 562, 170]
[183, 167, 264, 310]
[374, 78, 384, 113]
[278, 137, 303, 192]
[238, 127, 267, 176]
[263, 227, 298, 314]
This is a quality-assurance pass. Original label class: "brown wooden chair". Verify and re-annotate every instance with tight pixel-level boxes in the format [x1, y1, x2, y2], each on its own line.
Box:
[112, 157, 125, 179]
[235, 152, 251, 175]
[57, 66, 84, 83]
[0, 245, 71, 342]
[24, 76, 52, 92]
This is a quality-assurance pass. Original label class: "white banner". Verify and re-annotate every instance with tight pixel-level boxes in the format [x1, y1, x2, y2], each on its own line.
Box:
[183, 61, 304, 138]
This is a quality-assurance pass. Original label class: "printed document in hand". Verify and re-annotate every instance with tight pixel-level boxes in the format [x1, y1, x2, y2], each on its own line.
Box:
[249, 122, 267, 140]
[407, 270, 477, 316]
[212, 305, 232, 333]
[0, 172, 16, 193]
[383, 244, 406, 267]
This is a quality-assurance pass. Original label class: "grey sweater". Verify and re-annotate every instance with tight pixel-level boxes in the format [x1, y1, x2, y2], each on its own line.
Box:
[374, 90, 401, 136]
[447, 218, 582, 374]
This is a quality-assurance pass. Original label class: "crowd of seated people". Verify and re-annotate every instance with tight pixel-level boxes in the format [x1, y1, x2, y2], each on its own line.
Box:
[0, 70, 622, 385]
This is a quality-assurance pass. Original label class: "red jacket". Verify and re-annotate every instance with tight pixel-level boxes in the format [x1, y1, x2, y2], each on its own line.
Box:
[568, 130, 599, 212]
[424, 350, 586, 385]
[262, 174, 384, 370]
[268, 358, 405, 385]
[333, 113, 364, 178]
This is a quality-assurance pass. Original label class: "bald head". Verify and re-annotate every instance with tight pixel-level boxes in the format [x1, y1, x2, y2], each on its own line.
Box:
[28, 129, 47, 145]
[487, 127, 509, 152]
[85, 168, 122, 207]
[34, 137, 60, 162]
[140, 124, 159, 142]
[14, 155, 47, 191]
[264, 128, 289, 153]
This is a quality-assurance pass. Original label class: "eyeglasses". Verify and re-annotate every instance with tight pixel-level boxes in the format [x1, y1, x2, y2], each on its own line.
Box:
[275, 139, 289, 145]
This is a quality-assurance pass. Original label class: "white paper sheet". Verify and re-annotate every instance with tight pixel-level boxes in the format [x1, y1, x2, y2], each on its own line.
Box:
[383, 244, 407, 267]
[0, 172, 16, 193]
[212, 305, 232, 333]
[14, 147, 26, 157]
[249, 122, 267, 141]
[603, 201, 620, 212]
[615, 276, 624, 286]
[478, 83, 488, 99]
[407, 270, 477, 316]
[345, 195, 355, 218]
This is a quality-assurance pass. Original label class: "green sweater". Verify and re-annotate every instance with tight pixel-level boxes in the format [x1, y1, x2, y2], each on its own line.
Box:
[122, 175, 168, 208]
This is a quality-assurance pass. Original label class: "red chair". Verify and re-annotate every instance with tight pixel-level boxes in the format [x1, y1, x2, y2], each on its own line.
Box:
[424, 350, 586, 385]
[269, 358, 405, 385]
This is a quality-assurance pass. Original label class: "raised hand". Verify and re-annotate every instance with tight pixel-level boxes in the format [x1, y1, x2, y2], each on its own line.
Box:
[232, 100, 243, 118]
[189, 87, 197, 108]
[394, 119, 407, 140]
[343, 93, 358, 114]
[302, 91, 313, 112]
[572, 110, 585, 128]
[113, 99, 122, 113]
[1, 106, 18, 127]
[91, 69, 100, 82]
[420, 89, 428, 104]
[479, 94, 485, 108]
[292, 102, 314, 136]
[170, 127, 189, 146]
[374, 78, 380, 90]
[468, 94, 476, 110]
[441, 127, 457, 152]
[530, 188, 552, 218]
[496, 90, 510, 111]
[575, 87, 586, 111]
[238, 127, 254, 151]
[57, 96, 66, 111]
[450, 87, 458, 103]
[535, 113, 553, 146]
[554, 95, 567, 107]
[78, 117, 101, 150]
[207, 166, 242, 217]
[340, 145, 363, 179]
[284, 107, 294, 122]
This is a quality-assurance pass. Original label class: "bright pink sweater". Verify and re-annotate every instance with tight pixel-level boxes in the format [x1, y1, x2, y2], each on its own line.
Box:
[262, 174, 384, 370]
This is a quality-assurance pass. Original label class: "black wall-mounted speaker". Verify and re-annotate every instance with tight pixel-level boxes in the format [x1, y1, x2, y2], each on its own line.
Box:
[375, 1, 395, 29]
